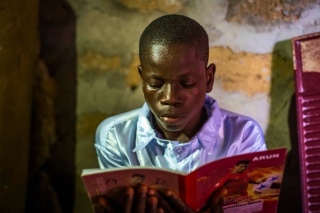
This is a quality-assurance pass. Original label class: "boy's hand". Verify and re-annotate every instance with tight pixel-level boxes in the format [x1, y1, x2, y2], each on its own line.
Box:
[97, 185, 159, 213]
[95, 185, 220, 213]
[148, 186, 197, 213]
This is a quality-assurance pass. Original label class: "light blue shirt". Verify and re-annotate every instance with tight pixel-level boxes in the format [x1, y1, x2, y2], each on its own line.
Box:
[95, 95, 267, 173]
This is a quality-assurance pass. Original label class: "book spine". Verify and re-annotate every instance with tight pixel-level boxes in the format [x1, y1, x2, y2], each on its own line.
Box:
[178, 175, 187, 203]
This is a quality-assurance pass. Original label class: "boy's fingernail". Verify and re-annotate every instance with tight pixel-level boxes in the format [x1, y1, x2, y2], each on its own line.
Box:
[147, 189, 155, 196]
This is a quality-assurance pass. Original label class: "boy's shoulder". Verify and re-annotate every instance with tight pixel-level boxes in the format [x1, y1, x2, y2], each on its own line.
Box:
[218, 107, 261, 129]
[97, 108, 142, 133]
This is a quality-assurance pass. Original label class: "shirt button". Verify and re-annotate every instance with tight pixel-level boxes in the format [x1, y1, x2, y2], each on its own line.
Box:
[175, 147, 184, 153]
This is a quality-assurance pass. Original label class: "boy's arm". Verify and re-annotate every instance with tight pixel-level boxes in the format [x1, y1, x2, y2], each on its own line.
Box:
[240, 122, 267, 152]
[95, 110, 141, 169]
[94, 119, 159, 213]
[95, 124, 127, 168]
[227, 119, 267, 157]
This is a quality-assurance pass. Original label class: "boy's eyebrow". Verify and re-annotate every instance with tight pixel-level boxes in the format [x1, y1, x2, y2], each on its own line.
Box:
[147, 72, 193, 80]
[145, 72, 195, 79]
[145, 73, 162, 79]
[180, 72, 194, 78]
[146, 73, 163, 80]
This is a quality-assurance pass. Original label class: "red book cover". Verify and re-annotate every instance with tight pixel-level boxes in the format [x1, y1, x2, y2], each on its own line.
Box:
[292, 32, 320, 213]
[82, 148, 287, 213]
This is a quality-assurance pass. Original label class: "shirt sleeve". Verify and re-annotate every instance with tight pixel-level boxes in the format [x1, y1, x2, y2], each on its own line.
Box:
[241, 120, 267, 152]
[95, 120, 125, 169]
[226, 118, 267, 156]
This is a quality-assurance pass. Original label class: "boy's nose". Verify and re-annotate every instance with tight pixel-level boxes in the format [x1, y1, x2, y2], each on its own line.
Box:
[160, 84, 181, 106]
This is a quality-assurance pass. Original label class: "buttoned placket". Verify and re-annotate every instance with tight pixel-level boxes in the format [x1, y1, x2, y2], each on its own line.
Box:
[166, 142, 178, 170]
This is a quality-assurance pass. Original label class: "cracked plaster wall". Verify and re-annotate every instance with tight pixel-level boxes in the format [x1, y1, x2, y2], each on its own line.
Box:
[69, 0, 320, 212]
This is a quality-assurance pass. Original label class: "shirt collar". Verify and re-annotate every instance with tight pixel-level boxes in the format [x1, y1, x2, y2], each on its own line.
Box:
[133, 95, 222, 152]
[196, 95, 221, 151]
[133, 103, 156, 151]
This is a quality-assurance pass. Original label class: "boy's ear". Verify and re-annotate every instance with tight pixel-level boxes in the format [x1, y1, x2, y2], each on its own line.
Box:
[206, 63, 215, 93]
[138, 65, 144, 83]
[138, 65, 142, 77]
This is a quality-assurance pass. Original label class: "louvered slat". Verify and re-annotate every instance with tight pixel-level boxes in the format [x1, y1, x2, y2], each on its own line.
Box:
[293, 32, 320, 213]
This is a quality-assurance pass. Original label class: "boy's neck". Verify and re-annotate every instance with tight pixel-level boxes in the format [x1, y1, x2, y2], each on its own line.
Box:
[175, 133, 190, 143]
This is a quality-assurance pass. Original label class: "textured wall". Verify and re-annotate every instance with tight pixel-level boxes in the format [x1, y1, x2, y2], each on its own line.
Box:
[68, 0, 320, 212]
[25, 1, 77, 212]
[0, 0, 39, 212]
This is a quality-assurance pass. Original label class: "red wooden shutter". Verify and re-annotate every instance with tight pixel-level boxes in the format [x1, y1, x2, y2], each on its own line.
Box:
[292, 32, 320, 213]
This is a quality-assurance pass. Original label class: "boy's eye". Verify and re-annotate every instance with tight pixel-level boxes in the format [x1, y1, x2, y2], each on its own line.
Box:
[148, 82, 163, 88]
[181, 80, 196, 88]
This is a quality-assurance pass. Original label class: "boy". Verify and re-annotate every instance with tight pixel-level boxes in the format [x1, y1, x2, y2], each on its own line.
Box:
[95, 14, 266, 212]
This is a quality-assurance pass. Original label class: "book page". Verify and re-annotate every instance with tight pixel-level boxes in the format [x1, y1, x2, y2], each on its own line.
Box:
[187, 148, 287, 213]
[81, 166, 186, 207]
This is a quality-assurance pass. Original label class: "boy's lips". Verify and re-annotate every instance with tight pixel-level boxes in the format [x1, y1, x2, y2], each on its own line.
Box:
[159, 115, 185, 124]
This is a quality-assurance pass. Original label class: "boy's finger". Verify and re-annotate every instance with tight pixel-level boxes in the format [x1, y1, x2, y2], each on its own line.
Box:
[134, 185, 148, 213]
[98, 196, 115, 213]
[147, 196, 158, 213]
[156, 207, 165, 213]
[93, 204, 107, 213]
[163, 190, 196, 213]
[151, 189, 176, 213]
[123, 187, 134, 213]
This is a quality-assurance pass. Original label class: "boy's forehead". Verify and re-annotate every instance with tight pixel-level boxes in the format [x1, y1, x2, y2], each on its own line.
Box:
[141, 43, 198, 65]
[148, 44, 169, 64]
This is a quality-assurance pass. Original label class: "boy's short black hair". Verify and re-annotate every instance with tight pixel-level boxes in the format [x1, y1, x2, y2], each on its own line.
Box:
[139, 14, 209, 64]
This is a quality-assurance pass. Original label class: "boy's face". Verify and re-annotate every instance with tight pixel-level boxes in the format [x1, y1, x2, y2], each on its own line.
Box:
[139, 44, 215, 139]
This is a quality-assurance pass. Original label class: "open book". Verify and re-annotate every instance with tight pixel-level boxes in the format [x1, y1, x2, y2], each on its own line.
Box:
[82, 148, 287, 213]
